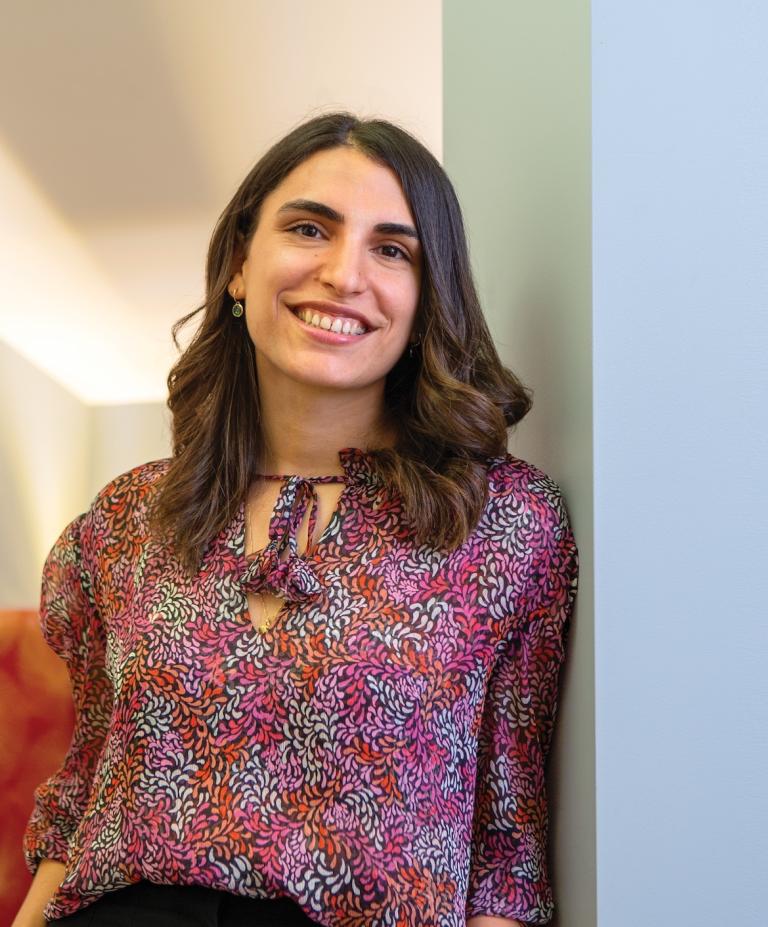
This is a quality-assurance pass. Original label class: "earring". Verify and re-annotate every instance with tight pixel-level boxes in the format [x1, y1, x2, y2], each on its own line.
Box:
[408, 334, 421, 359]
[231, 291, 244, 318]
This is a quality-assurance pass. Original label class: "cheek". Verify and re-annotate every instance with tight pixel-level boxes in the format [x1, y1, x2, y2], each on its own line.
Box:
[376, 257, 418, 297]
[384, 274, 420, 325]
[275, 249, 320, 281]
[247, 245, 318, 294]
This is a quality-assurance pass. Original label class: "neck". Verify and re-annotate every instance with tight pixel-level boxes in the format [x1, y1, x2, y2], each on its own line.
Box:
[255, 367, 396, 477]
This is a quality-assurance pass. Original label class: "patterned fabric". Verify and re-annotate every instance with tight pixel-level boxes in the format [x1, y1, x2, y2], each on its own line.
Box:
[240, 474, 347, 605]
[24, 447, 579, 926]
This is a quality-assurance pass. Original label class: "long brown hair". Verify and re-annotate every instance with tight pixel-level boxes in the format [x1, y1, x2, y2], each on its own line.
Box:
[149, 112, 532, 574]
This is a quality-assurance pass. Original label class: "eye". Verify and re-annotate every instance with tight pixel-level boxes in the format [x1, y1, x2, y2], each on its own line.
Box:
[288, 222, 324, 239]
[378, 243, 410, 262]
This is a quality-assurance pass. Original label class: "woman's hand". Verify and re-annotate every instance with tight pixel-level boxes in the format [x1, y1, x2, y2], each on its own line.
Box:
[11, 858, 66, 927]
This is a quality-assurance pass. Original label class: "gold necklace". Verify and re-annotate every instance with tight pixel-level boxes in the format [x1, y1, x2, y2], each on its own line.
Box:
[254, 593, 275, 634]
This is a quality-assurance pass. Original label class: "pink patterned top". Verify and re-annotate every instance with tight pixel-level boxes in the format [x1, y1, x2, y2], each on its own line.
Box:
[24, 447, 579, 926]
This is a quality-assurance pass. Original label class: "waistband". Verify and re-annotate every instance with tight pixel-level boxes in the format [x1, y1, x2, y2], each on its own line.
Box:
[46, 880, 320, 926]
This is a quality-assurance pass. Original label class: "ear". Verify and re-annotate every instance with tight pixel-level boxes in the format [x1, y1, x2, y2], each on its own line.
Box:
[228, 256, 248, 298]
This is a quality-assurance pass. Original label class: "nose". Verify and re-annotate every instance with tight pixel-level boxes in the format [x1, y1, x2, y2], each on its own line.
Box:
[316, 237, 366, 295]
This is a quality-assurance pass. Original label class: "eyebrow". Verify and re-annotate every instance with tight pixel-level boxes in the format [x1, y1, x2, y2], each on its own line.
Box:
[276, 198, 420, 241]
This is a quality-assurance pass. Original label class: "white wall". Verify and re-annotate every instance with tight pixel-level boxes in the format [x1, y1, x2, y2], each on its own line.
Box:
[89, 403, 170, 503]
[0, 339, 90, 607]
[443, 3, 594, 925]
[593, 2, 768, 924]
[0, 340, 169, 607]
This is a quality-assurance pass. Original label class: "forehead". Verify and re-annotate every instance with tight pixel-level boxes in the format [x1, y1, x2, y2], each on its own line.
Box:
[263, 146, 415, 223]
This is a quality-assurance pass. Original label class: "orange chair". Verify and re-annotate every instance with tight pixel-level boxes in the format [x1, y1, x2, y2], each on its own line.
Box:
[0, 609, 74, 925]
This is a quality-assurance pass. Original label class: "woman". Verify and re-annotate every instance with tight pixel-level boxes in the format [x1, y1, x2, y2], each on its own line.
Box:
[15, 113, 579, 927]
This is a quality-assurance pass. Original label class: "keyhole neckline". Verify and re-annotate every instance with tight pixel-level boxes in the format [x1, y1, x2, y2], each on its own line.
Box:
[250, 446, 380, 496]
[236, 449, 376, 614]
[256, 472, 346, 483]
[253, 445, 378, 487]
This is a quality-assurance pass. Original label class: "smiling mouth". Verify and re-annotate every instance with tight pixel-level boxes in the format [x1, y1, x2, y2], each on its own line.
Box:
[291, 306, 370, 336]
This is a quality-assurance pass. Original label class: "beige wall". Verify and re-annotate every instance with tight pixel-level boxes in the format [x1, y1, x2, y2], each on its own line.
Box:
[444, 2, 594, 925]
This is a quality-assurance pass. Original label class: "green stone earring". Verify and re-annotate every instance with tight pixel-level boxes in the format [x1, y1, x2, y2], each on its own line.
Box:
[231, 293, 244, 318]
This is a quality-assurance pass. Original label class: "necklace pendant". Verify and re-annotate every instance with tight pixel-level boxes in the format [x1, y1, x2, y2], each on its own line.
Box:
[258, 618, 271, 633]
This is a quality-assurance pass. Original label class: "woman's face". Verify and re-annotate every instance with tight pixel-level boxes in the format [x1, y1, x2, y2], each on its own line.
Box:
[230, 146, 422, 400]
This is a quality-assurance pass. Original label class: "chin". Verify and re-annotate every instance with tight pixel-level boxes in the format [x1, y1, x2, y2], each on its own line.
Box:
[292, 366, 381, 391]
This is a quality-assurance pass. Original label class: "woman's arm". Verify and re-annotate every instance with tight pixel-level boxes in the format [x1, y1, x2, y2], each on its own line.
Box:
[21, 512, 112, 922]
[467, 474, 579, 924]
[11, 859, 67, 927]
[468, 918, 524, 926]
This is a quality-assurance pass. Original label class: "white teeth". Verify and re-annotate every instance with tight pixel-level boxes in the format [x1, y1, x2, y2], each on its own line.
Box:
[295, 308, 368, 336]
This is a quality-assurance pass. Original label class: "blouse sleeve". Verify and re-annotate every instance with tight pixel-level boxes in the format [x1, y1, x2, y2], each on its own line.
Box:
[466, 487, 579, 924]
[22, 511, 113, 874]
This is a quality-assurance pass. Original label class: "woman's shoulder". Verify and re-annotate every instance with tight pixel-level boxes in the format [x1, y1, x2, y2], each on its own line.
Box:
[82, 457, 172, 536]
[90, 457, 172, 506]
[485, 450, 566, 500]
[482, 451, 573, 535]
[43, 460, 174, 614]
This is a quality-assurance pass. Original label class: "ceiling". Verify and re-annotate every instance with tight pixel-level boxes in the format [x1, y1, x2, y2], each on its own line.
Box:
[0, 0, 442, 403]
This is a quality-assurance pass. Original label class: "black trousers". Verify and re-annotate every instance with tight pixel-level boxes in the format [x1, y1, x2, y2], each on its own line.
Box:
[47, 880, 320, 926]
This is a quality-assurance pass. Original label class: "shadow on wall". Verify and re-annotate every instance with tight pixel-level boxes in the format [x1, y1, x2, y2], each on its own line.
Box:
[0, 441, 39, 609]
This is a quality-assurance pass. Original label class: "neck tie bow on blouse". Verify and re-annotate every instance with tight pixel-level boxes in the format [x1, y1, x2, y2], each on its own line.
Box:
[240, 471, 347, 605]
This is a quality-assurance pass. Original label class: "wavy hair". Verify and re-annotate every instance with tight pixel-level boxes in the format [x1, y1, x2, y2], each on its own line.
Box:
[148, 112, 533, 573]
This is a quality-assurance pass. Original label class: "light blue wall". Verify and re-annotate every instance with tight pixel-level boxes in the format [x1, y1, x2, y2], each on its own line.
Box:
[593, 2, 768, 924]
[447, 0, 767, 924]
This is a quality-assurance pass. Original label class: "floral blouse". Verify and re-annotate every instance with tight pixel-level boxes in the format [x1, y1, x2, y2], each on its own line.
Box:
[24, 447, 579, 926]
